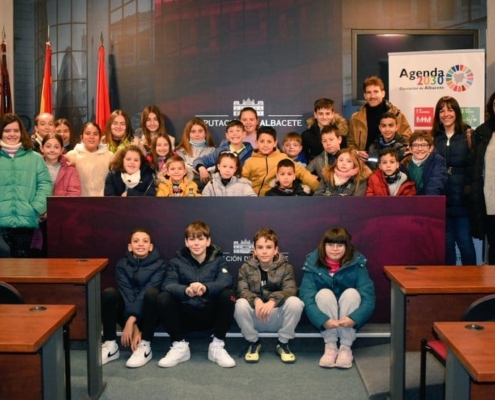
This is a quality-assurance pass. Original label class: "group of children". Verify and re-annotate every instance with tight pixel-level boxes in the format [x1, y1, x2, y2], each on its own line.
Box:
[103, 222, 375, 371]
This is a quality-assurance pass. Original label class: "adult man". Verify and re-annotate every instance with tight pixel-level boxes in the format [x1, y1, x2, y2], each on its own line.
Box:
[348, 76, 411, 162]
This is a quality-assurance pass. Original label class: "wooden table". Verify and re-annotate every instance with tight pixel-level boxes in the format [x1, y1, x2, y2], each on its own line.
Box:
[0, 258, 108, 400]
[384, 265, 495, 400]
[434, 321, 495, 400]
[0, 304, 76, 400]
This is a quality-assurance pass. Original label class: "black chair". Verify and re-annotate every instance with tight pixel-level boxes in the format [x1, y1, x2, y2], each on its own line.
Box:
[0, 281, 24, 304]
[419, 293, 495, 400]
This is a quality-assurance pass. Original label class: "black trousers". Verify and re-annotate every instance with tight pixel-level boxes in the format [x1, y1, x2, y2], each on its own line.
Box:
[1, 228, 34, 258]
[157, 288, 236, 342]
[101, 287, 159, 342]
[486, 215, 495, 264]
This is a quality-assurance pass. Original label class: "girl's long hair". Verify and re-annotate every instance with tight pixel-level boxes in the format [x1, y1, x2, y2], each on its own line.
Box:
[175, 117, 215, 157]
[321, 148, 371, 194]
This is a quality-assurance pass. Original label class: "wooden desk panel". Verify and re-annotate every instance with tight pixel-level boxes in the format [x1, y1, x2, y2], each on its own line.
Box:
[0, 354, 42, 400]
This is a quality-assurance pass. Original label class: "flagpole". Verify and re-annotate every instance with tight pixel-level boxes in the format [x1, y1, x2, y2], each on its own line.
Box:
[1, 26, 13, 117]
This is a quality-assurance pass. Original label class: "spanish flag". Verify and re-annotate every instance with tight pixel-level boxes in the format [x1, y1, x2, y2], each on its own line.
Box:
[40, 42, 52, 114]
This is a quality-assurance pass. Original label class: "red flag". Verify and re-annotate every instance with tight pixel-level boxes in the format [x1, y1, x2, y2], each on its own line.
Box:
[96, 44, 110, 130]
[1, 39, 12, 117]
[40, 42, 53, 114]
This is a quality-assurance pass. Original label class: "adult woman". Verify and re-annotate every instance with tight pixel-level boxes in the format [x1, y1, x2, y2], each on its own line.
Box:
[431, 96, 476, 265]
[0, 113, 52, 257]
[66, 122, 113, 196]
[471, 91, 495, 264]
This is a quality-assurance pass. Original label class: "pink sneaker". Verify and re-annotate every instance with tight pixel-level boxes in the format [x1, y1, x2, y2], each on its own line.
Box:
[319, 344, 338, 368]
[335, 346, 353, 369]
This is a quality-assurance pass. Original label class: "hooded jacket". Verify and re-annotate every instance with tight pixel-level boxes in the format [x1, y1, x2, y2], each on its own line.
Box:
[162, 244, 232, 309]
[236, 253, 298, 307]
[365, 169, 416, 196]
[301, 113, 348, 161]
[51, 155, 82, 196]
[242, 149, 319, 196]
[299, 250, 375, 330]
[201, 172, 256, 197]
[116, 248, 167, 320]
[0, 147, 52, 228]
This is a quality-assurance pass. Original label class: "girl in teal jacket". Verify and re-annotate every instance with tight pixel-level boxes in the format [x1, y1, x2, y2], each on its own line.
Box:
[299, 226, 375, 369]
[0, 114, 52, 257]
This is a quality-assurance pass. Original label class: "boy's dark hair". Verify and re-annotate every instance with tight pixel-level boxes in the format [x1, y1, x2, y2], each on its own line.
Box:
[317, 226, 355, 267]
[379, 147, 399, 161]
[226, 119, 245, 132]
[256, 126, 277, 141]
[254, 228, 278, 247]
[282, 132, 302, 145]
[379, 111, 397, 123]
[363, 76, 385, 91]
[130, 228, 152, 243]
[320, 123, 341, 137]
[277, 158, 295, 172]
[110, 145, 149, 172]
[185, 221, 211, 239]
[409, 130, 433, 147]
[216, 151, 241, 177]
[314, 98, 335, 112]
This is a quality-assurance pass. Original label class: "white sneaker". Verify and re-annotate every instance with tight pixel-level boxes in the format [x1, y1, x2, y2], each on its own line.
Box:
[158, 340, 191, 368]
[101, 340, 120, 365]
[126, 341, 152, 368]
[208, 342, 236, 368]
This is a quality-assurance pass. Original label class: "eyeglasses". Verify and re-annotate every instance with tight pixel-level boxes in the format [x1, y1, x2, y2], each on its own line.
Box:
[325, 243, 345, 249]
[411, 143, 430, 149]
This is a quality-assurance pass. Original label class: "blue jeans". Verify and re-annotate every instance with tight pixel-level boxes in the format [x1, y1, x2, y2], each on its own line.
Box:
[445, 215, 477, 265]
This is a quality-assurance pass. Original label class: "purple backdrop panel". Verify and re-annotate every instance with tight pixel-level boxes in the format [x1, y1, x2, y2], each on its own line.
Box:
[47, 197, 445, 322]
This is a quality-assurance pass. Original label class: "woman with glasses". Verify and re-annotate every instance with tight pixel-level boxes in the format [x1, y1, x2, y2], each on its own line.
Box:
[299, 226, 375, 369]
[400, 130, 447, 195]
[431, 96, 476, 265]
[471, 91, 495, 264]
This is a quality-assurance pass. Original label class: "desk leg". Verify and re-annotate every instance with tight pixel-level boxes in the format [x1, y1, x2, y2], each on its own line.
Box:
[390, 282, 405, 400]
[445, 348, 470, 400]
[42, 327, 65, 400]
[86, 274, 106, 399]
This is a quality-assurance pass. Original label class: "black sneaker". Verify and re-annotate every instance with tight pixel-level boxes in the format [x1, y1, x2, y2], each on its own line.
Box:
[276, 341, 296, 363]
[244, 340, 262, 363]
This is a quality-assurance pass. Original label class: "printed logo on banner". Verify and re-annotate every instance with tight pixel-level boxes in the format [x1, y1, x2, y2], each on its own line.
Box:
[461, 107, 480, 128]
[233, 98, 264, 116]
[224, 239, 253, 262]
[414, 107, 434, 128]
[446, 65, 474, 92]
[197, 98, 303, 130]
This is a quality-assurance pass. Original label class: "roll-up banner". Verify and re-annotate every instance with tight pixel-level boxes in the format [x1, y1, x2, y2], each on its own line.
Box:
[388, 49, 485, 131]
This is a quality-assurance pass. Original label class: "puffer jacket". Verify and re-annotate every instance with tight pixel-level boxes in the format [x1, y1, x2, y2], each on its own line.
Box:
[51, 155, 82, 196]
[162, 245, 232, 309]
[156, 176, 201, 197]
[0, 147, 52, 228]
[104, 165, 156, 196]
[201, 172, 256, 197]
[236, 253, 298, 307]
[433, 130, 472, 217]
[301, 113, 348, 161]
[242, 149, 319, 196]
[365, 169, 416, 196]
[401, 153, 447, 196]
[116, 248, 167, 320]
[299, 250, 375, 330]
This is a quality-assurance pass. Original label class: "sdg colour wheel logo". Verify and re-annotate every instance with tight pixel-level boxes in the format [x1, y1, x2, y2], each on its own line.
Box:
[446, 65, 474, 92]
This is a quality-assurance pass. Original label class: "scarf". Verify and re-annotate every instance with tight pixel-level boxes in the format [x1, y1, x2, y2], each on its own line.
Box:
[0, 141, 22, 157]
[121, 170, 141, 189]
[190, 140, 206, 148]
[325, 257, 340, 274]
